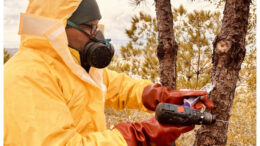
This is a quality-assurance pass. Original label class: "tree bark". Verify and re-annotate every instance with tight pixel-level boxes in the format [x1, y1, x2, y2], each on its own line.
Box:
[154, 0, 177, 89]
[194, 0, 251, 145]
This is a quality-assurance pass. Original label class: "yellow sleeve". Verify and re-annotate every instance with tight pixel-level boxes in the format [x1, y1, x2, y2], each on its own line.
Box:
[103, 68, 153, 112]
[4, 60, 127, 146]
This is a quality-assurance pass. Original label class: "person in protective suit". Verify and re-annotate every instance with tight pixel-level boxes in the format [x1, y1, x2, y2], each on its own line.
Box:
[4, 0, 214, 145]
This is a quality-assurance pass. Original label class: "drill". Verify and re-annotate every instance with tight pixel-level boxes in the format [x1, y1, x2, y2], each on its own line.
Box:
[155, 103, 216, 125]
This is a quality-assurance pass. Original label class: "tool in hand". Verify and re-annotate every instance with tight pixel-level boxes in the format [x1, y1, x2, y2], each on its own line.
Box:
[155, 102, 216, 146]
[155, 83, 216, 125]
[156, 83, 215, 146]
[155, 103, 216, 125]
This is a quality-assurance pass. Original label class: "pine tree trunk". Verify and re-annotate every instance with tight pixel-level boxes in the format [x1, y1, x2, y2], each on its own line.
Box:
[194, 0, 251, 145]
[154, 0, 177, 89]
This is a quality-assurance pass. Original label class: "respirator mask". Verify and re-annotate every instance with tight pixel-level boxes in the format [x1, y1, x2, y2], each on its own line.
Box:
[67, 20, 114, 72]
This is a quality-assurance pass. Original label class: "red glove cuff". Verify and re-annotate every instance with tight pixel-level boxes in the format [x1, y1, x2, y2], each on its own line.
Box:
[114, 116, 194, 146]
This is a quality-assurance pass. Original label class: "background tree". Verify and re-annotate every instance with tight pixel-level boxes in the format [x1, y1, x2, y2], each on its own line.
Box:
[132, 0, 178, 89]
[154, 0, 178, 89]
[193, 0, 252, 145]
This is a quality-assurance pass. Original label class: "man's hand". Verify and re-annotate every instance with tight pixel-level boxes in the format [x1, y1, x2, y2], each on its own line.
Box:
[114, 116, 194, 146]
[142, 83, 214, 111]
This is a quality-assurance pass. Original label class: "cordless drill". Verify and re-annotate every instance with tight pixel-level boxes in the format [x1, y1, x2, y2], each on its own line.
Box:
[155, 103, 216, 125]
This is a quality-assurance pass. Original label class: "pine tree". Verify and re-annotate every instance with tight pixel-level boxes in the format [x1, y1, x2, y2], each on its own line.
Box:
[194, 0, 251, 145]
[154, 0, 178, 89]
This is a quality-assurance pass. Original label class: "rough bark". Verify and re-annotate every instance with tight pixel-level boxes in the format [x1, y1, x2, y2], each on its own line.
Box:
[154, 0, 177, 89]
[194, 0, 251, 145]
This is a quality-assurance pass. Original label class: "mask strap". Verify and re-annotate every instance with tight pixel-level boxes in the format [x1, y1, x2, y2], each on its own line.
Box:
[104, 39, 111, 46]
[67, 20, 96, 41]
[68, 20, 112, 45]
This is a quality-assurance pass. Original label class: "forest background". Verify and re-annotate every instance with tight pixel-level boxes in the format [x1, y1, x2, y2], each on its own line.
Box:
[3, 0, 256, 145]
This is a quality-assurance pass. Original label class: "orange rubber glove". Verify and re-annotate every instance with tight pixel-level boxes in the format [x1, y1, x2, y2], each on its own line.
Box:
[142, 83, 214, 111]
[114, 116, 194, 146]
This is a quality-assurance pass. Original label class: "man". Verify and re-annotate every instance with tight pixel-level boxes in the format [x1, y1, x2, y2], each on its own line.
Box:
[4, 0, 214, 145]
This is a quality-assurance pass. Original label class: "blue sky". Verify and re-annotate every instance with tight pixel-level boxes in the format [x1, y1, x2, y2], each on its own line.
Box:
[4, 0, 215, 49]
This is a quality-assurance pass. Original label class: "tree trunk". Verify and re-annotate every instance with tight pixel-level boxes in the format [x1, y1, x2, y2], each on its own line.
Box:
[194, 0, 251, 145]
[154, 0, 177, 89]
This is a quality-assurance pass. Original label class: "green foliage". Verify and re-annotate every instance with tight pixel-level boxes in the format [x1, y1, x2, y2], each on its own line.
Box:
[4, 49, 11, 64]
[173, 6, 221, 90]
[108, 7, 221, 87]
[108, 12, 159, 82]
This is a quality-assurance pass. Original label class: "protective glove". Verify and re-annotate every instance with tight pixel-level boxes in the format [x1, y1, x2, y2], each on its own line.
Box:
[142, 83, 214, 111]
[114, 116, 194, 146]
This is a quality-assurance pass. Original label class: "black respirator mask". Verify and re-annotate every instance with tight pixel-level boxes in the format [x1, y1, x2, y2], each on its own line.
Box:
[67, 20, 115, 72]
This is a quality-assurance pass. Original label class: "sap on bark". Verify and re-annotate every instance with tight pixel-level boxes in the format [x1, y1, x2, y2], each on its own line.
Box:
[215, 40, 231, 54]
[215, 40, 232, 67]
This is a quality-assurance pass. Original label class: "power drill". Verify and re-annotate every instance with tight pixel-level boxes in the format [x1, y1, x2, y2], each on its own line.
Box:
[155, 103, 216, 125]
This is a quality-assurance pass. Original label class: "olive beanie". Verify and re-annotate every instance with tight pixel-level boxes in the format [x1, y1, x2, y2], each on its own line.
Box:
[68, 0, 102, 24]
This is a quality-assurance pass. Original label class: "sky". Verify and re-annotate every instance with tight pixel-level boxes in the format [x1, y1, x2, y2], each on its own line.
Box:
[3, 0, 215, 49]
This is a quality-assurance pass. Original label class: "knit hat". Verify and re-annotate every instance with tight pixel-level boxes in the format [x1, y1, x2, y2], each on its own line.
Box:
[68, 0, 102, 24]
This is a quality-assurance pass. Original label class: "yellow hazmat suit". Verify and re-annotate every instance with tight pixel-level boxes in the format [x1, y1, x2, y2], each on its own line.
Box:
[4, 0, 152, 145]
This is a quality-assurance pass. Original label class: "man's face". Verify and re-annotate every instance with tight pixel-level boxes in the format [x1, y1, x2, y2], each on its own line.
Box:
[66, 19, 99, 51]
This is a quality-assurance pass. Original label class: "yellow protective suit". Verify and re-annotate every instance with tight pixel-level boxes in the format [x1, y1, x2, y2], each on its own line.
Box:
[4, 0, 152, 145]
